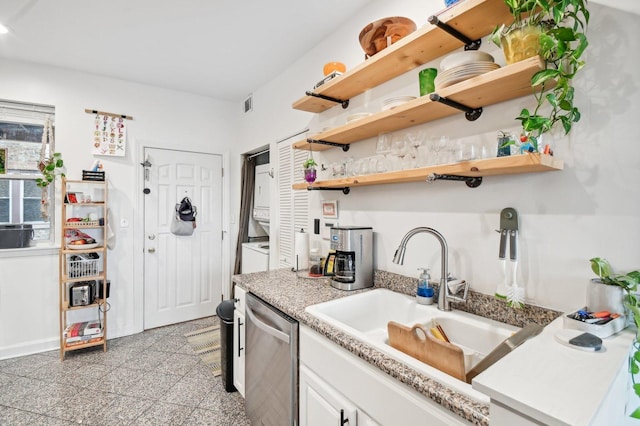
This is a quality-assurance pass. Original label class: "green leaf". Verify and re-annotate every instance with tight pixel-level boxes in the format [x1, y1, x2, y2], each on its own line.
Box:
[631, 407, 640, 419]
[632, 362, 640, 375]
[531, 69, 559, 86]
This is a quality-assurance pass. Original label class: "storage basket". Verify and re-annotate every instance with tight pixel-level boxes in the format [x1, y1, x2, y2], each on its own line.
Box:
[67, 255, 99, 279]
[82, 170, 105, 181]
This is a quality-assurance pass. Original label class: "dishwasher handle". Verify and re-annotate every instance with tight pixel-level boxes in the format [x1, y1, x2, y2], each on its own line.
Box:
[246, 303, 291, 344]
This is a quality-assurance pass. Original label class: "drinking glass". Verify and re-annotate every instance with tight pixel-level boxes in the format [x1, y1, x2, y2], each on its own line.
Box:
[391, 135, 409, 170]
[376, 133, 392, 155]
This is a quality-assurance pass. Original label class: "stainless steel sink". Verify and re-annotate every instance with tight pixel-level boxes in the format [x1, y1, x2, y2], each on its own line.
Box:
[305, 288, 521, 403]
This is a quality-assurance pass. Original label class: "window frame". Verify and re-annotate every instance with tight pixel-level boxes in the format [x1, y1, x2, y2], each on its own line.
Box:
[0, 100, 56, 245]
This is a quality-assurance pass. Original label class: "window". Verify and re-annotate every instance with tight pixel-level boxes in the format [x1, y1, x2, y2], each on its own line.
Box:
[0, 99, 56, 241]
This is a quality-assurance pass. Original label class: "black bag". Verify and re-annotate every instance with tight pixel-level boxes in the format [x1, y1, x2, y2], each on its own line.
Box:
[177, 197, 197, 222]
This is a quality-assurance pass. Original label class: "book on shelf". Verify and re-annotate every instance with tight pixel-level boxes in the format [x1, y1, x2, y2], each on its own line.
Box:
[64, 321, 102, 338]
[65, 334, 104, 347]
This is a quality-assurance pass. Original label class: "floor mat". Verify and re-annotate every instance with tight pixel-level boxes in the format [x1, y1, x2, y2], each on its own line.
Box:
[185, 325, 222, 376]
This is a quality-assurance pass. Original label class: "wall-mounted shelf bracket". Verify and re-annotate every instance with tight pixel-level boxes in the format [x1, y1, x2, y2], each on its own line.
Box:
[427, 173, 483, 188]
[427, 15, 481, 51]
[429, 94, 483, 121]
[305, 91, 350, 109]
[307, 139, 350, 152]
[306, 186, 350, 195]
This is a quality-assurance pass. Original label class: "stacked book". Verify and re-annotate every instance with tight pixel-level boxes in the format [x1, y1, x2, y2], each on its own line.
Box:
[64, 321, 103, 347]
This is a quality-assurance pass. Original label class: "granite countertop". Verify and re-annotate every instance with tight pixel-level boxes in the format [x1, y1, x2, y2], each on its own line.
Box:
[232, 268, 561, 425]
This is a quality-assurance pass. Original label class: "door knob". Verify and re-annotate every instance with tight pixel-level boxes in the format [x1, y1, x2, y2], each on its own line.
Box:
[148, 248, 156, 253]
[148, 234, 156, 240]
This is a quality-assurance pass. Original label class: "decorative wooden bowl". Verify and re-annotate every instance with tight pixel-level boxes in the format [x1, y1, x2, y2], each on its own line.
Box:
[359, 17, 416, 58]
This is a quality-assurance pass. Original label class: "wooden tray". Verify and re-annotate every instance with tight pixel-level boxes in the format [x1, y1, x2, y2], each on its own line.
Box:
[387, 321, 466, 381]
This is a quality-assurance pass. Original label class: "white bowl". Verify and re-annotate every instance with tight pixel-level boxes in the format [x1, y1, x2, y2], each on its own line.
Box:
[440, 51, 494, 71]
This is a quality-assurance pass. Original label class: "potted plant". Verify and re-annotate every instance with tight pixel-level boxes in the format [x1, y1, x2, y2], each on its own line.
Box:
[303, 157, 317, 184]
[37, 152, 65, 189]
[590, 257, 640, 418]
[492, 0, 590, 152]
[37, 152, 65, 220]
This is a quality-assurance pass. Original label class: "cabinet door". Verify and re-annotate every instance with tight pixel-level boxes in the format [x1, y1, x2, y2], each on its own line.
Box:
[300, 365, 358, 426]
[233, 309, 245, 397]
[254, 164, 270, 209]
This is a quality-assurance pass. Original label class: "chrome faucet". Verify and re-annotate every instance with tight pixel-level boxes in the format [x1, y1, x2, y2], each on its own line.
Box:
[393, 227, 467, 311]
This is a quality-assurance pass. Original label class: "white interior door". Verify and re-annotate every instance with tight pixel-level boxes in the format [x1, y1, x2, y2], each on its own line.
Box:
[143, 147, 223, 329]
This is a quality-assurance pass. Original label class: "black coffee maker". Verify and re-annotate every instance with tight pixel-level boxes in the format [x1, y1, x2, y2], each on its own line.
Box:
[329, 226, 373, 291]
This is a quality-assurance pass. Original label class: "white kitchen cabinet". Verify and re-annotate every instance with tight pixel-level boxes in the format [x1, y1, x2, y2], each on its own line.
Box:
[300, 325, 469, 425]
[300, 365, 362, 426]
[233, 285, 246, 397]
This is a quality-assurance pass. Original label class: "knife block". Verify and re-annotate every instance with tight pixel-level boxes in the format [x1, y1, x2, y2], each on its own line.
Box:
[387, 321, 466, 382]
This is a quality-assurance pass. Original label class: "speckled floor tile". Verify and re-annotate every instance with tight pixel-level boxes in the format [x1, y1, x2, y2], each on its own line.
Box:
[0, 317, 246, 426]
[133, 401, 195, 425]
[0, 376, 48, 407]
[0, 354, 57, 376]
[161, 376, 211, 407]
[7, 381, 79, 415]
[109, 333, 161, 351]
[43, 388, 117, 423]
[119, 369, 182, 399]
[84, 394, 154, 426]
[84, 366, 146, 394]
[184, 407, 250, 426]
[156, 353, 201, 376]
[121, 348, 171, 371]
[0, 406, 74, 426]
[148, 334, 193, 353]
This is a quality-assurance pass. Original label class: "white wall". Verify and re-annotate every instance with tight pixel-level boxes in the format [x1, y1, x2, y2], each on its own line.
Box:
[0, 60, 240, 358]
[238, 0, 640, 314]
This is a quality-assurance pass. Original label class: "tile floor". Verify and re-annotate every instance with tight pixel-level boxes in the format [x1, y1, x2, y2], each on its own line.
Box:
[0, 316, 250, 425]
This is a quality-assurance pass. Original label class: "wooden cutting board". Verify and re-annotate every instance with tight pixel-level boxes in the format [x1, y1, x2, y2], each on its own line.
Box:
[387, 321, 466, 382]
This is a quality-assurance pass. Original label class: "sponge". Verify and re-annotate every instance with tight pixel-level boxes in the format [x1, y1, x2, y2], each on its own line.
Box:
[554, 330, 603, 352]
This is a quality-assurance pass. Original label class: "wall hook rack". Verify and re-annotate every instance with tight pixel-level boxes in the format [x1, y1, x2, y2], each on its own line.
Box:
[429, 94, 482, 121]
[305, 91, 350, 109]
[427, 173, 482, 188]
[427, 15, 481, 51]
[306, 186, 350, 195]
[307, 138, 350, 152]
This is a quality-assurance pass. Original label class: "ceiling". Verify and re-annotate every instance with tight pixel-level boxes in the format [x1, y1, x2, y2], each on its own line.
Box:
[0, 0, 372, 101]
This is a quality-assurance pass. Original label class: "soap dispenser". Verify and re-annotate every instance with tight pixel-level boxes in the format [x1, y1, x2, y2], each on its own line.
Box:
[417, 268, 434, 305]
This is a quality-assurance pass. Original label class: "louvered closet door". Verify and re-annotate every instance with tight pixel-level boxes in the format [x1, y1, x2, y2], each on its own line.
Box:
[277, 140, 309, 268]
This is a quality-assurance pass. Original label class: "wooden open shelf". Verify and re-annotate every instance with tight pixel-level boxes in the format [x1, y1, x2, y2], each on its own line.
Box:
[292, 154, 563, 190]
[293, 56, 546, 152]
[292, 0, 514, 113]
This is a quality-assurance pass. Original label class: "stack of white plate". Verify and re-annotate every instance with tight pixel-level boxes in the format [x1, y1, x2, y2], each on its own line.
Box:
[346, 112, 373, 123]
[382, 96, 416, 111]
[434, 50, 499, 90]
[440, 51, 494, 71]
[435, 61, 500, 90]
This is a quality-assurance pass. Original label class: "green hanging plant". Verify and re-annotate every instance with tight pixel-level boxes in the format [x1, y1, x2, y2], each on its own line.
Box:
[37, 152, 65, 188]
[492, 0, 590, 152]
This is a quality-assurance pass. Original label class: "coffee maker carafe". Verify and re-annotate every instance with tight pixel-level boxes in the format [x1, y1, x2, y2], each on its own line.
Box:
[330, 226, 373, 291]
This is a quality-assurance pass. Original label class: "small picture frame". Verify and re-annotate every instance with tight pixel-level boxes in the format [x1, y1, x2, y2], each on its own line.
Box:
[0, 148, 6, 174]
[322, 200, 338, 219]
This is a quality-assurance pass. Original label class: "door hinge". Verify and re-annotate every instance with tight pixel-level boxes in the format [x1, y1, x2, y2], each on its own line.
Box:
[221, 168, 224, 177]
[222, 231, 224, 240]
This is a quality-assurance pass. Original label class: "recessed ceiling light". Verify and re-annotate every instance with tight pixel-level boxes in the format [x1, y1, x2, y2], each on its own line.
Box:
[0, 23, 9, 35]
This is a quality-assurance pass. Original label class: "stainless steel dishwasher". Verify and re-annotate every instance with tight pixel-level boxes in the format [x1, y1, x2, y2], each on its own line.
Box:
[245, 292, 299, 425]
